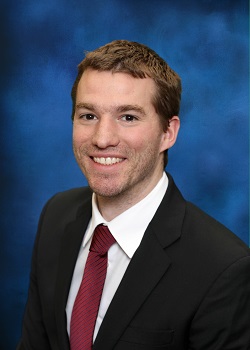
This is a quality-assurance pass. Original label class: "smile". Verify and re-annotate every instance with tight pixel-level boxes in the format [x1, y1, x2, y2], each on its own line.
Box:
[93, 157, 124, 165]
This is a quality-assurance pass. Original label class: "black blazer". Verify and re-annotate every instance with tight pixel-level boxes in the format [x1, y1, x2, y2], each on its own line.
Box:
[18, 174, 250, 349]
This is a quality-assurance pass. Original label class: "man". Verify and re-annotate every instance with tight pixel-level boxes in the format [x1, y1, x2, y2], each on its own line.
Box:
[18, 40, 250, 349]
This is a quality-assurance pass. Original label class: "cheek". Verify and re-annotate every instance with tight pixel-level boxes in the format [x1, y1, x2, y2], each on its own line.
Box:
[127, 126, 152, 144]
[73, 127, 88, 148]
[129, 128, 163, 152]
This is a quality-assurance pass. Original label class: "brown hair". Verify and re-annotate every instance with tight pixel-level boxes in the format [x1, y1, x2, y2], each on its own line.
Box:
[71, 40, 182, 167]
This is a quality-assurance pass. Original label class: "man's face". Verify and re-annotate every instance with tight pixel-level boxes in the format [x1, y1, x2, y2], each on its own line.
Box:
[73, 69, 179, 202]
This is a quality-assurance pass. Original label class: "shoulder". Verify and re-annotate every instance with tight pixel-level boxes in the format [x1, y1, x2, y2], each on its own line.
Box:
[38, 187, 93, 230]
[185, 201, 247, 245]
[182, 201, 250, 266]
[46, 187, 92, 209]
[164, 173, 249, 263]
[47, 187, 92, 202]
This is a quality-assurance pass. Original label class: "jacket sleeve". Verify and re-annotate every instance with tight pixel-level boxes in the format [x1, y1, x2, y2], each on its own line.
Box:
[17, 203, 52, 350]
[189, 255, 250, 349]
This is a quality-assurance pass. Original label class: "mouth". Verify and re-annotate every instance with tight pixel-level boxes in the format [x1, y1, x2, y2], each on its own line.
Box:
[92, 157, 124, 165]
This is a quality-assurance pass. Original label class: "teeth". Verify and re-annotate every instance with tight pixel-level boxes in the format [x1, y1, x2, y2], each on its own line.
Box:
[93, 157, 123, 165]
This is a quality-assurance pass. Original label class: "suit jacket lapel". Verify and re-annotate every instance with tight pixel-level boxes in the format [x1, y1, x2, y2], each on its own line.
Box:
[93, 174, 186, 349]
[93, 226, 171, 350]
[55, 197, 92, 349]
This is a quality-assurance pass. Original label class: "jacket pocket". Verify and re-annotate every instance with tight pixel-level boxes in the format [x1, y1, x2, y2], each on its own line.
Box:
[118, 326, 174, 348]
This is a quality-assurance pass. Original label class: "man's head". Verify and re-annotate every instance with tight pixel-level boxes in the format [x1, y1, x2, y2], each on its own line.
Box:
[71, 40, 181, 167]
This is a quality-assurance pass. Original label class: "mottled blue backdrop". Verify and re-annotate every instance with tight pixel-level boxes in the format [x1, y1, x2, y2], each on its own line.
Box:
[1, 0, 249, 348]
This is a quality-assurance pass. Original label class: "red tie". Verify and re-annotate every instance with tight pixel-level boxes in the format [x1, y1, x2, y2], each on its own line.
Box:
[70, 224, 116, 350]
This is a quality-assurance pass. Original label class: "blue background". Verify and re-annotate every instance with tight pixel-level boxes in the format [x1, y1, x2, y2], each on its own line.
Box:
[1, 0, 249, 348]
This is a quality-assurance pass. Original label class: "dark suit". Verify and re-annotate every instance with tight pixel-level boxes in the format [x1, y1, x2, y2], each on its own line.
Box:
[18, 174, 250, 349]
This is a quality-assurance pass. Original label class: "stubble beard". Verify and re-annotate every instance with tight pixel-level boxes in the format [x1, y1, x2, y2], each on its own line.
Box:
[76, 149, 163, 204]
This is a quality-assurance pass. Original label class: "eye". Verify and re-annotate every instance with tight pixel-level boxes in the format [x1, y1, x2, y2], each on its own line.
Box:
[79, 114, 97, 120]
[120, 114, 138, 122]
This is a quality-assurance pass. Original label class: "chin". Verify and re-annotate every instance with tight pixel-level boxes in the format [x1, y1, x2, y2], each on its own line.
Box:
[93, 188, 121, 198]
[89, 182, 124, 198]
[87, 175, 123, 196]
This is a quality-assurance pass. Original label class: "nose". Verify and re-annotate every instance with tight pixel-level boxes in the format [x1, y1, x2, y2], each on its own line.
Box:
[92, 117, 119, 149]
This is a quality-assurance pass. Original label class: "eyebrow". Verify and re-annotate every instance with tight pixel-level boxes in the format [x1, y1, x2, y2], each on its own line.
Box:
[75, 102, 146, 115]
[75, 102, 96, 111]
[116, 104, 145, 115]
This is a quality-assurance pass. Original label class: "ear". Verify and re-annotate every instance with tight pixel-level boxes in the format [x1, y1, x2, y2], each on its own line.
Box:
[160, 116, 180, 152]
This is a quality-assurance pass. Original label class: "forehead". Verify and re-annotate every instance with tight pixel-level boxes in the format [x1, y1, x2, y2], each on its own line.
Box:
[76, 69, 156, 103]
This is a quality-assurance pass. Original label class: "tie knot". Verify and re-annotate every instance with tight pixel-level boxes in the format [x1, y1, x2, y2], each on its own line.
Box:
[90, 224, 116, 256]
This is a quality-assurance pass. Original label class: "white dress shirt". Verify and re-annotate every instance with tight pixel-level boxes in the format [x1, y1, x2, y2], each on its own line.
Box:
[66, 172, 168, 340]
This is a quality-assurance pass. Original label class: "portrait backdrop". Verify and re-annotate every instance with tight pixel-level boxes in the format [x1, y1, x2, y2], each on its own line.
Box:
[1, 0, 249, 348]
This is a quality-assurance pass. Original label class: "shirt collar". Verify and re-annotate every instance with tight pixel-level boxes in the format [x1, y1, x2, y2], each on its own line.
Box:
[83, 173, 168, 258]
